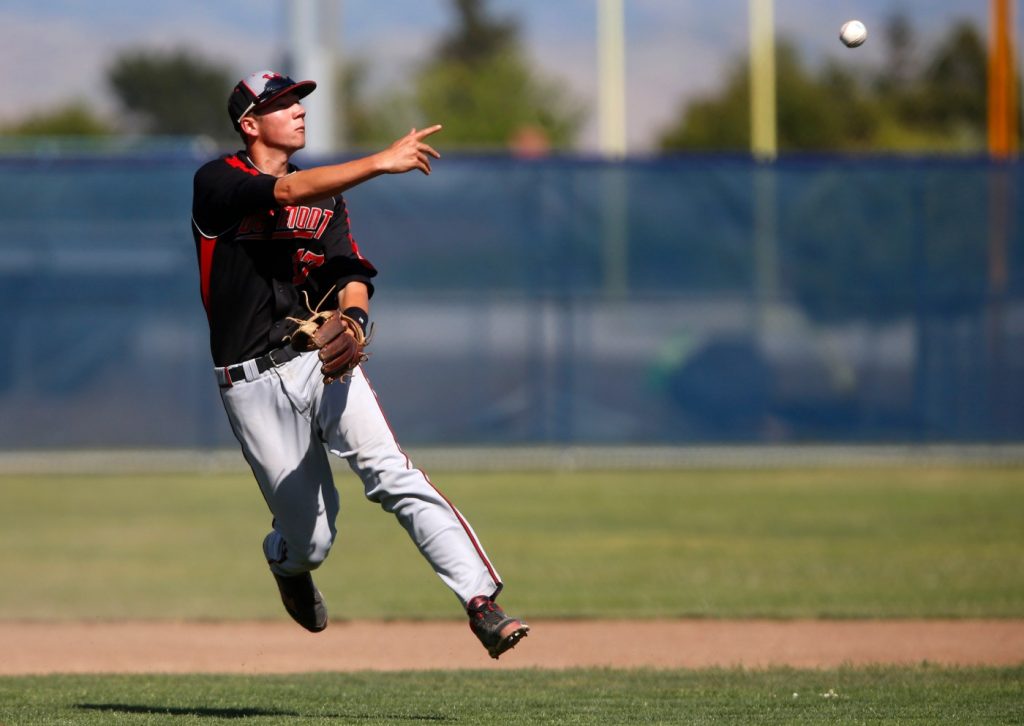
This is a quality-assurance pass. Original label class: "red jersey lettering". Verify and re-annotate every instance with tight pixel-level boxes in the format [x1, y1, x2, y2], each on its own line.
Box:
[292, 248, 326, 284]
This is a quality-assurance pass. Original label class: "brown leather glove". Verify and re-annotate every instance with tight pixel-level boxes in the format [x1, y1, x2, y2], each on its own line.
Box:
[288, 309, 369, 384]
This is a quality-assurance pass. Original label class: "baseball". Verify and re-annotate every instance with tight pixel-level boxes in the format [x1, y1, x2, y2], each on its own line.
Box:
[840, 20, 867, 48]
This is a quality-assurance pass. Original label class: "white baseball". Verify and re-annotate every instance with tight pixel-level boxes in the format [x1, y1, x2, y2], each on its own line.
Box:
[840, 20, 867, 48]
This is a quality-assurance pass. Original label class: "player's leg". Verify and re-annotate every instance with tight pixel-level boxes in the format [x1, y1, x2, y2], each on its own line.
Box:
[316, 366, 499, 602]
[219, 352, 338, 631]
[316, 366, 529, 657]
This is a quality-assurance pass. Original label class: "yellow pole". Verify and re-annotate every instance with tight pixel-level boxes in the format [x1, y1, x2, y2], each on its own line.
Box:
[749, 0, 778, 331]
[598, 0, 627, 159]
[597, 0, 628, 297]
[749, 0, 777, 159]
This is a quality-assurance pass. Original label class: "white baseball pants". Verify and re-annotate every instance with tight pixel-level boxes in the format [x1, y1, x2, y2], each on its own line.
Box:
[218, 350, 502, 607]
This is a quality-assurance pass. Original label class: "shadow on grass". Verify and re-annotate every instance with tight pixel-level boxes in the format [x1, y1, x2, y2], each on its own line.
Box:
[77, 703, 298, 718]
[76, 702, 450, 720]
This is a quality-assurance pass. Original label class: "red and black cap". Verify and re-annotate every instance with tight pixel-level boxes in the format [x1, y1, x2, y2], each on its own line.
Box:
[228, 70, 316, 130]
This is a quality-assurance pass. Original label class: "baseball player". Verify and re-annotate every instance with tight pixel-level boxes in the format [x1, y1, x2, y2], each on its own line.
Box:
[190, 70, 528, 659]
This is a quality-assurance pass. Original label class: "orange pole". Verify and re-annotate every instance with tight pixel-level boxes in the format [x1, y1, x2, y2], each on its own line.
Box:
[989, 0, 1018, 157]
[987, 0, 1013, 437]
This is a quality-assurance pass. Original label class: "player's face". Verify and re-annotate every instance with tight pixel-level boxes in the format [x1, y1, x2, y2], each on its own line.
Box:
[253, 93, 306, 152]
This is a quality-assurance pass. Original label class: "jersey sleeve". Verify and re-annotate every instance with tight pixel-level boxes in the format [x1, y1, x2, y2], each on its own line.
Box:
[310, 196, 378, 298]
[192, 155, 279, 237]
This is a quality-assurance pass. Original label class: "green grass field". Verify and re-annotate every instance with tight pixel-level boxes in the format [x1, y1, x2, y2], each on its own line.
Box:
[2, 667, 1022, 725]
[1, 465, 1021, 724]
[0, 467, 1021, 619]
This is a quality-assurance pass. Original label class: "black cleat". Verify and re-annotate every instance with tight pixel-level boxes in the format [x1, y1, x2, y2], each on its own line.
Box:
[467, 595, 529, 659]
[272, 571, 328, 633]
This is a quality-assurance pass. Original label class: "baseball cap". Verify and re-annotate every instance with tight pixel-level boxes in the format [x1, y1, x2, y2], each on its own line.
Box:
[228, 70, 316, 130]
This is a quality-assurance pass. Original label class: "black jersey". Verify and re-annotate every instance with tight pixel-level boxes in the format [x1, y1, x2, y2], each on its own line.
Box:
[191, 151, 377, 367]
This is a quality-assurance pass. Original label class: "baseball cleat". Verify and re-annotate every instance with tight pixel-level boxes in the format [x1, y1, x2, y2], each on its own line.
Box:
[467, 595, 530, 659]
[272, 571, 328, 633]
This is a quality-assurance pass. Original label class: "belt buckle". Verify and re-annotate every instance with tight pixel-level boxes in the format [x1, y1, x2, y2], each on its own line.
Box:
[267, 347, 286, 368]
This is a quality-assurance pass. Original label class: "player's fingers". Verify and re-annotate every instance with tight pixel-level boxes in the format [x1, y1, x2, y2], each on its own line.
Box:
[420, 142, 441, 159]
[414, 124, 443, 140]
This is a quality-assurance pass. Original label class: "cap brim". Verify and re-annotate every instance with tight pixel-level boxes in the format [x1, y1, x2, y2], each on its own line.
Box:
[254, 80, 317, 111]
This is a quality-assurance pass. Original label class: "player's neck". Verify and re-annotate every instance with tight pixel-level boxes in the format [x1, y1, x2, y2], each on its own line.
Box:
[246, 143, 292, 177]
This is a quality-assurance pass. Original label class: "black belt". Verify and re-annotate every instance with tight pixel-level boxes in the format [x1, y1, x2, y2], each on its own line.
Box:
[221, 346, 301, 387]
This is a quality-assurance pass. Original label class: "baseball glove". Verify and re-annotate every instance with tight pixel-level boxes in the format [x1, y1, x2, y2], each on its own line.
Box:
[287, 291, 370, 384]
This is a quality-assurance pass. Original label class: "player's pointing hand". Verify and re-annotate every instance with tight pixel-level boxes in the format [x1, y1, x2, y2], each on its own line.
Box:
[376, 125, 443, 176]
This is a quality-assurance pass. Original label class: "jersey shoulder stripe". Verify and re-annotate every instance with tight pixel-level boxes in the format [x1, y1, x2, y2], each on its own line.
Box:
[225, 155, 260, 176]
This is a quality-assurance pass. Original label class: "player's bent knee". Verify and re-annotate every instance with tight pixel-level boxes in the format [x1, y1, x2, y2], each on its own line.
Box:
[266, 529, 334, 571]
[304, 533, 334, 570]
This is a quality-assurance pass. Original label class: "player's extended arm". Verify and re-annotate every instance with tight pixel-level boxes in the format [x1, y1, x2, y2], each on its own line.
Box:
[274, 126, 442, 206]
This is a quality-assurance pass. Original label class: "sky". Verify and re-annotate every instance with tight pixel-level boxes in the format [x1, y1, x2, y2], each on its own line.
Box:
[0, 1, 1008, 152]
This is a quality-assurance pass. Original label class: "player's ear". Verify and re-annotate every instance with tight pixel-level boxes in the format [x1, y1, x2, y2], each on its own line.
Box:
[239, 115, 259, 143]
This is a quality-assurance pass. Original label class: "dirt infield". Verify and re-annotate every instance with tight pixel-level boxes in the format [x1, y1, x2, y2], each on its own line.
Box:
[2, 620, 1022, 674]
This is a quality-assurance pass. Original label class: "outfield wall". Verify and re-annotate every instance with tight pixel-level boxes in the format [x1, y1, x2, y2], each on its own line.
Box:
[1, 151, 1021, 448]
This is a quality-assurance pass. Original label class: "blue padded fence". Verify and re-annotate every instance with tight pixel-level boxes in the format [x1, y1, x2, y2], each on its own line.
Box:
[0, 152, 1021, 448]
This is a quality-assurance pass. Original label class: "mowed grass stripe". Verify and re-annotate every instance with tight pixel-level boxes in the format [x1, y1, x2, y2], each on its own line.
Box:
[0, 467, 1021, 619]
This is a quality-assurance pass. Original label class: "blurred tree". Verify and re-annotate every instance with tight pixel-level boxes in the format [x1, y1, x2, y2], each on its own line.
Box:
[413, 0, 584, 149]
[658, 16, 992, 153]
[437, 0, 518, 64]
[901, 21, 987, 147]
[1, 102, 112, 135]
[417, 54, 583, 148]
[337, 60, 375, 146]
[876, 13, 918, 97]
[107, 50, 235, 141]
[334, 59, 420, 149]
[659, 63, 749, 151]
[659, 42, 881, 152]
